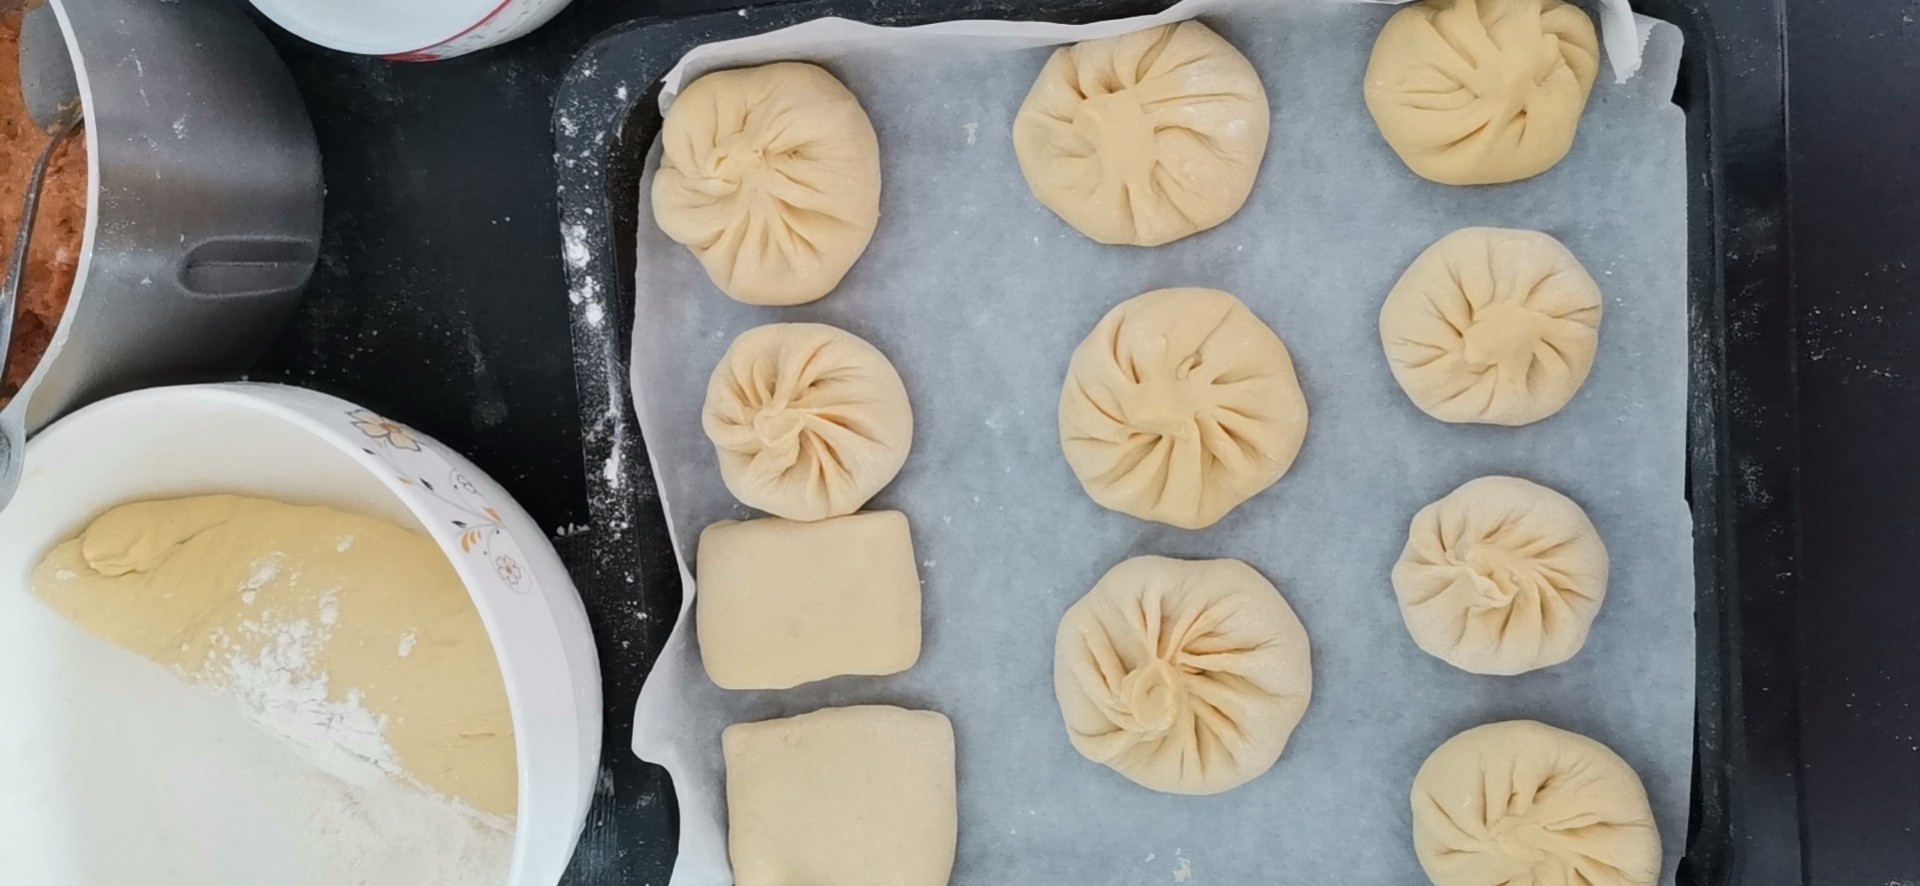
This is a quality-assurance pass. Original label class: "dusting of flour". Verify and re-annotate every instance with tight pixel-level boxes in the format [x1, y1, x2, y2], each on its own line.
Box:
[215, 596, 402, 776]
[17, 497, 517, 885]
[0, 628, 511, 886]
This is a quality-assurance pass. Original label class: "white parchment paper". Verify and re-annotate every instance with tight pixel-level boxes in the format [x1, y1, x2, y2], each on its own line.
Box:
[660, 0, 1650, 95]
[629, 4, 1691, 884]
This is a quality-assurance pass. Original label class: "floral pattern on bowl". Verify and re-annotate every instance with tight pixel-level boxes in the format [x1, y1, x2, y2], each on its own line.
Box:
[345, 408, 536, 595]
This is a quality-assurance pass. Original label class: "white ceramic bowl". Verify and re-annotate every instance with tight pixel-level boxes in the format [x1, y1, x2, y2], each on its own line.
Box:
[0, 383, 600, 885]
[247, 0, 574, 60]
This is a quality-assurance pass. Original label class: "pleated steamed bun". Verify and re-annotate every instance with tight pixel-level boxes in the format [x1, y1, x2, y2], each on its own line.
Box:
[1393, 476, 1608, 675]
[1013, 22, 1270, 246]
[1060, 288, 1308, 530]
[1054, 556, 1312, 795]
[1379, 227, 1603, 426]
[703, 323, 912, 521]
[1364, 0, 1600, 186]
[1412, 720, 1661, 886]
[652, 62, 882, 306]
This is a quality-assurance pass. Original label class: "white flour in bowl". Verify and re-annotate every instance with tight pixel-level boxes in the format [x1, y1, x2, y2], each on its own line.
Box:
[0, 632, 512, 886]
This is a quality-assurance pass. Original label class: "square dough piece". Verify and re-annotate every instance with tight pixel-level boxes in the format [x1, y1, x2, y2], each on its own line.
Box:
[724, 705, 958, 886]
[696, 511, 921, 690]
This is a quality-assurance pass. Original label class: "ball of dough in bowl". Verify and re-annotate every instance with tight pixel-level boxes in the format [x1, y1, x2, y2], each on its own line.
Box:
[703, 323, 912, 521]
[1055, 556, 1312, 795]
[1013, 22, 1270, 246]
[1379, 227, 1603, 426]
[1364, 0, 1600, 186]
[1412, 720, 1661, 886]
[1394, 476, 1608, 675]
[652, 62, 882, 305]
[1060, 288, 1308, 530]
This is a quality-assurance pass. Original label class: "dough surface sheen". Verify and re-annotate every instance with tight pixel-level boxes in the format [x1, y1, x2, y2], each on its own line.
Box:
[1053, 556, 1312, 795]
[1380, 227, 1602, 426]
[1060, 287, 1308, 529]
[1412, 720, 1661, 886]
[1393, 475, 1608, 675]
[695, 512, 921, 690]
[31, 494, 517, 817]
[703, 323, 913, 521]
[1364, 0, 1600, 186]
[1014, 22, 1270, 246]
[652, 62, 881, 305]
[724, 705, 957, 886]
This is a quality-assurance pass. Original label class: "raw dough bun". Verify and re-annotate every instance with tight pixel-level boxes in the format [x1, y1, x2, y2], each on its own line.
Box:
[697, 511, 921, 689]
[1412, 720, 1661, 886]
[704, 323, 913, 521]
[725, 705, 957, 886]
[1054, 556, 1312, 795]
[31, 495, 517, 816]
[652, 62, 881, 306]
[1379, 227, 1602, 426]
[1060, 288, 1307, 529]
[1364, 0, 1600, 186]
[1393, 476, 1608, 675]
[1013, 22, 1270, 246]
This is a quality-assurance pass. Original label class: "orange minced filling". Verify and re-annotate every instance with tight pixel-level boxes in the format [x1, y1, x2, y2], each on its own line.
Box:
[1, 6, 86, 407]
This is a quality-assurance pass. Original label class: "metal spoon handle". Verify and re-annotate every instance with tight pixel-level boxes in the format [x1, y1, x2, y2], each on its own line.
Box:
[0, 108, 84, 371]
[0, 406, 23, 507]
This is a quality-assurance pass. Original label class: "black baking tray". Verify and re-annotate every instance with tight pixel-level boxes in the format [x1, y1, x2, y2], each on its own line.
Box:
[550, 0, 1797, 882]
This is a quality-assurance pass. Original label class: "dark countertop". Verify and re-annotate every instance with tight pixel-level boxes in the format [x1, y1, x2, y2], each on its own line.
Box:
[1784, 0, 1920, 881]
[246, 0, 1920, 882]
[249, 3, 719, 882]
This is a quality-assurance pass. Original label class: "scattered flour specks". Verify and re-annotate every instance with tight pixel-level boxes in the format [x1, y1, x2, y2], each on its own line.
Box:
[577, 277, 600, 314]
[397, 630, 419, 658]
[242, 556, 282, 592]
[603, 445, 625, 490]
[220, 611, 399, 774]
[172, 116, 188, 138]
[963, 122, 978, 145]
[1173, 857, 1194, 882]
[336, 536, 355, 553]
[562, 223, 591, 270]
[54, 569, 76, 582]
